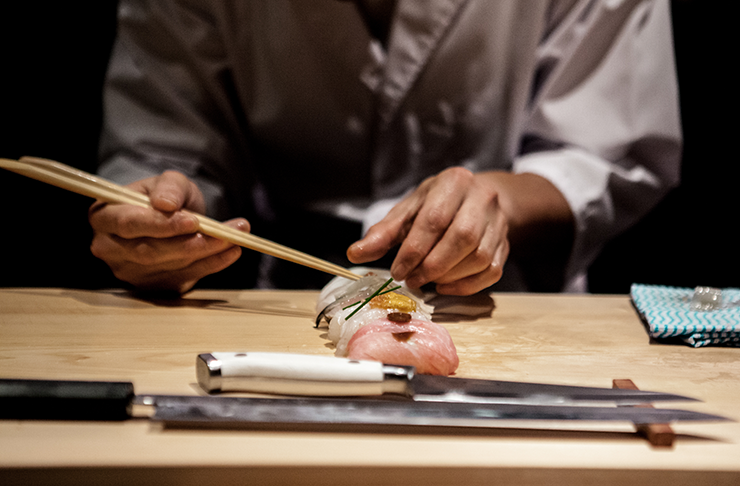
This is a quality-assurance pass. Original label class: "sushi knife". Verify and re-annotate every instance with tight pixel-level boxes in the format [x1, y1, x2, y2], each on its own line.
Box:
[197, 352, 697, 406]
[0, 378, 729, 427]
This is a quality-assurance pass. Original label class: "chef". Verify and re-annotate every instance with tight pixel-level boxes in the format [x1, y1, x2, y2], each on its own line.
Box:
[89, 0, 681, 295]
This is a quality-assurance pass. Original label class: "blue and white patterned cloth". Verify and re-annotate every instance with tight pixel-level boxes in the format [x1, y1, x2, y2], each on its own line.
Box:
[630, 284, 740, 347]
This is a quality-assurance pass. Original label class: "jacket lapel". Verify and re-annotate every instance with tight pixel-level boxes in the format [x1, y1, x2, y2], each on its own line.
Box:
[377, 0, 470, 124]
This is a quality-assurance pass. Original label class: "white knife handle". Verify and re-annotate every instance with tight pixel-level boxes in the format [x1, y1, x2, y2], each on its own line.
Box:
[197, 352, 413, 397]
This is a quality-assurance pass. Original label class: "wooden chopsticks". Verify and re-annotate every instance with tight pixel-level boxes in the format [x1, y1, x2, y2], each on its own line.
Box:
[0, 156, 361, 281]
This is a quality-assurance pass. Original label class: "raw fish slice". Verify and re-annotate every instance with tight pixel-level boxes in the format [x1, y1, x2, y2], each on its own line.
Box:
[315, 270, 389, 314]
[315, 274, 390, 327]
[317, 275, 432, 328]
[330, 307, 390, 356]
[315, 267, 432, 319]
[329, 289, 431, 355]
[316, 270, 458, 374]
[346, 317, 459, 376]
[317, 287, 378, 328]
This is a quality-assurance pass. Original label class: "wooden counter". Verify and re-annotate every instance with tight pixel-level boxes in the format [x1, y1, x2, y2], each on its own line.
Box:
[1, 288, 738, 485]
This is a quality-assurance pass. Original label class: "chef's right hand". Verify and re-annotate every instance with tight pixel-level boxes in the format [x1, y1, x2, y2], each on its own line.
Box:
[88, 170, 248, 294]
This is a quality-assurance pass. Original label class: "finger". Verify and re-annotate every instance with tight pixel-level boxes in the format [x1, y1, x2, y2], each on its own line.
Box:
[347, 196, 423, 264]
[391, 170, 470, 281]
[97, 231, 234, 270]
[433, 219, 508, 285]
[89, 202, 200, 239]
[419, 216, 497, 286]
[435, 239, 509, 296]
[403, 190, 491, 287]
[223, 217, 251, 234]
[346, 222, 402, 264]
[98, 232, 239, 284]
[120, 245, 243, 294]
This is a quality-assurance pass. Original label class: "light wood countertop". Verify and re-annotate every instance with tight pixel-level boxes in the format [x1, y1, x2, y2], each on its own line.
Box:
[1, 288, 738, 485]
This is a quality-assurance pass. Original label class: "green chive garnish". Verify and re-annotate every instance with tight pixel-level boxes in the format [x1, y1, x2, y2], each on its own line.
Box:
[345, 277, 394, 320]
[379, 285, 401, 296]
[342, 300, 362, 310]
[342, 285, 400, 311]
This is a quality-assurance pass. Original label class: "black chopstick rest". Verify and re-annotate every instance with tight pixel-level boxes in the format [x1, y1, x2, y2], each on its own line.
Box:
[0, 378, 134, 421]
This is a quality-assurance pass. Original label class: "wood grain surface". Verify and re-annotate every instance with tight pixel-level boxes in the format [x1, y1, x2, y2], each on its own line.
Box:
[0, 288, 738, 486]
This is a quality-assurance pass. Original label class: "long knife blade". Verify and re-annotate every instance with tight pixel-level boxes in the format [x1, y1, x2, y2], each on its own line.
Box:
[143, 395, 728, 429]
[0, 378, 730, 428]
[197, 352, 696, 405]
[407, 375, 692, 405]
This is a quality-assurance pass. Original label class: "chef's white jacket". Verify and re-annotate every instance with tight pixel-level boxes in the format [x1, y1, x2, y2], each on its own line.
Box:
[99, 0, 681, 291]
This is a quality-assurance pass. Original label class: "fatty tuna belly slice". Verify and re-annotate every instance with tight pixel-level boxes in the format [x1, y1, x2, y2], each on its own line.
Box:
[346, 317, 459, 376]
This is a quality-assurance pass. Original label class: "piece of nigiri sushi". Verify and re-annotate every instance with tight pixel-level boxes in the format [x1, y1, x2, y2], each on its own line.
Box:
[315, 268, 433, 324]
[315, 269, 459, 376]
[346, 313, 459, 376]
[315, 271, 389, 316]
[328, 282, 431, 355]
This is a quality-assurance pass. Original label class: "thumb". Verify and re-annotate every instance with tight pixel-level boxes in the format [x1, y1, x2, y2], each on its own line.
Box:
[148, 171, 206, 214]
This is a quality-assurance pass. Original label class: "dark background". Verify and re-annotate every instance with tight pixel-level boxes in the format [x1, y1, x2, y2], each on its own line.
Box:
[0, 1, 736, 292]
[0, 2, 119, 288]
[588, 0, 739, 291]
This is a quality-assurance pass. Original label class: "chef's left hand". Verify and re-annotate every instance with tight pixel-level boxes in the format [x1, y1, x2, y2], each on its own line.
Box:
[347, 167, 510, 296]
[347, 168, 574, 296]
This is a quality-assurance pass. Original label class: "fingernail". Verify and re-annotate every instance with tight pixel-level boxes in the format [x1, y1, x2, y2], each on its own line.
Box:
[156, 196, 179, 212]
[346, 242, 362, 260]
[391, 264, 408, 282]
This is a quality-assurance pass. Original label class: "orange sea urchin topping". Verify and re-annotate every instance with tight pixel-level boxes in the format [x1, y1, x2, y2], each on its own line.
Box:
[369, 292, 417, 313]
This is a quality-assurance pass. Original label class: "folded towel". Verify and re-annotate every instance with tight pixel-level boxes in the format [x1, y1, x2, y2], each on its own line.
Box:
[630, 284, 740, 347]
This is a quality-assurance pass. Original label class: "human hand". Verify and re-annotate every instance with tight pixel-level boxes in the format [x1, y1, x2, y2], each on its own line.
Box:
[89, 170, 248, 293]
[347, 167, 510, 296]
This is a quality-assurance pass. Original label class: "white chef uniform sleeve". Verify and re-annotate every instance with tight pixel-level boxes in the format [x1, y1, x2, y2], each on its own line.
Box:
[513, 0, 682, 290]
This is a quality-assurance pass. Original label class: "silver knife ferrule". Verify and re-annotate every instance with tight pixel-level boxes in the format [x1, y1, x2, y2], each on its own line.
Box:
[381, 364, 415, 396]
[197, 353, 222, 392]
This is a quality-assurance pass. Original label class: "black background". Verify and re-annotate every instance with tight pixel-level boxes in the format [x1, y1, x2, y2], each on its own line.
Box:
[0, 2, 119, 288]
[0, 1, 736, 292]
